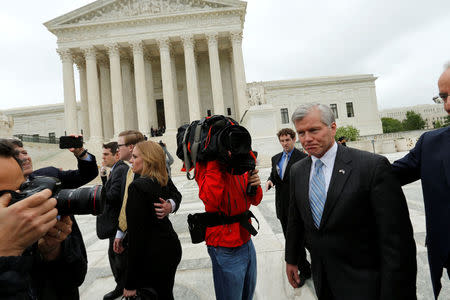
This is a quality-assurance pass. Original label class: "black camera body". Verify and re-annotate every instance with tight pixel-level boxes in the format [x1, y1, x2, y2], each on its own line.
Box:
[9, 176, 103, 216]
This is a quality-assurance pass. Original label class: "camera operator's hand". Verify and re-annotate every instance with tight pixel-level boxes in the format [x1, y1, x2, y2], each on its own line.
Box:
[248, 169, 261, 187]
[154, 197, 172, 219]
[38, 215, 73, 261]
[68, 134, 87, 159]
[265, 180, 274, 192]
[0, 189, 57, 257]
[113, 238, 124, 254]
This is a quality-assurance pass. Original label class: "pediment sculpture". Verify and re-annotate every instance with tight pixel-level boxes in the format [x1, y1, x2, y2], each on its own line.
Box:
[64, 0, 228, 25]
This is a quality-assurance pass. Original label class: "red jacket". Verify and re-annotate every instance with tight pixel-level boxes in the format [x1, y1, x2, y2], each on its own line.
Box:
[195, 160, 263, 247]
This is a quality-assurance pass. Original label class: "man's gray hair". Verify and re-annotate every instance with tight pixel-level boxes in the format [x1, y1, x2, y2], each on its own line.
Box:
[291, 103, 335, 126]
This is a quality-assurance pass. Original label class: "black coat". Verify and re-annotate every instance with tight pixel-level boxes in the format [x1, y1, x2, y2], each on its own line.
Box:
[27, 154, 97, 299]
[286, 145, 417, 300]
[268, 148, 307, 222]
[96, 160, 129, 239]
[125, 177, 182, 298]
[392, 127, 450, 298]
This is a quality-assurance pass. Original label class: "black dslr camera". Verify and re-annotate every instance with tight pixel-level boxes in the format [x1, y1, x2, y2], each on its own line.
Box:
[7, 176, 103, 215]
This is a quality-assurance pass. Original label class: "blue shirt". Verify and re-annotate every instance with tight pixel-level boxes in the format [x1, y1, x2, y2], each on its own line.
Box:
[277, 148, 294, 178]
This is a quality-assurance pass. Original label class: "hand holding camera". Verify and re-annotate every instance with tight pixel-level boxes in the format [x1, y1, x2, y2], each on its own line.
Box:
[0, 189, 57, 256]
[38, 215, 73, 261]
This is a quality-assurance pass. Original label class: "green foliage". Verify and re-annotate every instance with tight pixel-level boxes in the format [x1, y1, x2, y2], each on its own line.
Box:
[433, 120, 443, 129]
[335, 125, 360, 141]
[381, 117, 403, 133]
[401, 111, 425, 131]
[444, 115, 450, 127]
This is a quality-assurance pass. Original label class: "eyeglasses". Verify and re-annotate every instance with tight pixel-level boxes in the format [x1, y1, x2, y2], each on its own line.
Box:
[117, 143, 127, 148]
[439, 93, 449, 101]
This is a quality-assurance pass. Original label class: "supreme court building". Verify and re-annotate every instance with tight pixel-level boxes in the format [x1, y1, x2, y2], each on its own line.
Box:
[2, 0, 383, 146]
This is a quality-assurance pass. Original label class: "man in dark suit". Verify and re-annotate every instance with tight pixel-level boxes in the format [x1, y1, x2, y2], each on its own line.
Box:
[96, 142, 129, 300]
[266, 128, 311, 286]
[8, 137, 98, 299]
[392, 65, 450, 299]
[285, 103, 417, 299]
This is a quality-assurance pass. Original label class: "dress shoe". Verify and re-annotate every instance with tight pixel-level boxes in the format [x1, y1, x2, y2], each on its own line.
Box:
[103, 286, 122, 300]
[298, 270, 312, 288]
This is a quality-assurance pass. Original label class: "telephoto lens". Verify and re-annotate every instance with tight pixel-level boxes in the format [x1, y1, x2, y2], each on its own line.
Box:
[56, 185, 103, 215]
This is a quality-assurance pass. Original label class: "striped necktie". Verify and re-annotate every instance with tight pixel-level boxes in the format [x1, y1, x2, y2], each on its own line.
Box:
[309, 159, 326, 228]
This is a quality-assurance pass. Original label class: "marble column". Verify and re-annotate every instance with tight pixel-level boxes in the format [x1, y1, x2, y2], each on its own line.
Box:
[121, 54, 138, 130]
[106, 43, 125, 136]
[170, 48, 180, 127]
[57, 48, 78, 134]
[144, 54, 158, 129]
[82, 46, 103, 142]
[98, 55, 114, 140]
[158, 38, 177, 131]
[230, 31, 248, 122]
[181, 34, 201, 121]
[206, 33, 225, 115]
[131, 41, 150, 136]
[75, 58, 90, 138]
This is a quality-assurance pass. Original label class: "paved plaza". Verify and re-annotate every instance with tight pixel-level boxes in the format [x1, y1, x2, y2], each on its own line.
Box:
[77, 152, 449, 300]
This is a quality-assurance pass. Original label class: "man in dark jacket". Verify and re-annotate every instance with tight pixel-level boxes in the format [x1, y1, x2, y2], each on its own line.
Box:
[266, 128, 311, 286]
[392, 65, 450, 299]
[96, 142, 129, 299]
[0, 140, 58, 300]
[8, 137, 98, 299]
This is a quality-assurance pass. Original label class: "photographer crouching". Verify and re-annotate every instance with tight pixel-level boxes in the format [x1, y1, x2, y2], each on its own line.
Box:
[0, 137, 99, 299]
[178, 116, 263, 300]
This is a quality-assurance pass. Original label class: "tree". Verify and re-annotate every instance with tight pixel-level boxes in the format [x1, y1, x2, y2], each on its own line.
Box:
[335, 125, 360, 142]
[381, 117, 403, 133]
[402, 111, 425, 131]
[433, 120, 443, 129]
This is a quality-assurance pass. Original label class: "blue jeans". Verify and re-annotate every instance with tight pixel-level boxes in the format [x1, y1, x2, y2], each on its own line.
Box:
[207, 239, 257, 300]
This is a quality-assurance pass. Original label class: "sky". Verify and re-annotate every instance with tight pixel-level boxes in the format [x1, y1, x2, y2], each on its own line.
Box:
[1, 0, 449, 111]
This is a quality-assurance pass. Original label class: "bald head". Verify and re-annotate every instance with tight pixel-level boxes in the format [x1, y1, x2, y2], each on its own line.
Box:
[438, 67, 450, 114]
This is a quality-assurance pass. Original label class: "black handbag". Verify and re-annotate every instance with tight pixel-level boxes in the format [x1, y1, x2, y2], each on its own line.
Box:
[122, 287, 158, 300]
[187, 213, 207, 244]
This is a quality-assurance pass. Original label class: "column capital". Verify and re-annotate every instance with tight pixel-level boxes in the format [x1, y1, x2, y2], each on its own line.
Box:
[144, 53, 157, 63]
[157, 37, 170, 52]
[105, 43, 120, 57]
[57, 48, 73, 63]
[73, 55, 86, 70]
[82, 46, 97, 60]
[181, 34, 195, 50]
[97, 53, 109, 67]
[230, 30, 243, 45]
[131, 40, 144, 56]
[206, 32, 219, 47]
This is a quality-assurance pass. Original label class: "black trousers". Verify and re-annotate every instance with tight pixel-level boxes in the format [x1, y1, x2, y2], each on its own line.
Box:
[280, 218, 311, 275]
[108, 237, 128, 289]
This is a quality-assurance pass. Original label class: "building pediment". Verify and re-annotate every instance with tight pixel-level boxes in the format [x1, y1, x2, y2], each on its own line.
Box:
[45, 0, 246, 30]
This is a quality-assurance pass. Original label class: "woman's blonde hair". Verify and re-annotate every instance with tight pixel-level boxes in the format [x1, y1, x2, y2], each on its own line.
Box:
[135, 141, 168, 186]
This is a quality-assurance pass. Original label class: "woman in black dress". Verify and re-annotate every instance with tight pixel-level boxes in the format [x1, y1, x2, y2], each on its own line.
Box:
[123, 141, 182, 300]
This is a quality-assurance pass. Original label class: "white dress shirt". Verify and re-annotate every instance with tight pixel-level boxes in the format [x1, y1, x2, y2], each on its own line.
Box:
[309, 142, 338, 194]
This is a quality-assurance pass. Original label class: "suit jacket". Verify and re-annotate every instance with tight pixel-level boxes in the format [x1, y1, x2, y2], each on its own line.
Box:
[96, 160, 129, 239]
[125, 177, 182, 293]
[26, 154, 97, 299]
[392, 127, 450, 298]
[119, 168, 182, 215]
[286, 145, 417, 300]
[268, 148, 307, 222]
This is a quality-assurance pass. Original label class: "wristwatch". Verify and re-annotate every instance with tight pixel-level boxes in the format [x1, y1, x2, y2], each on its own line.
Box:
[76, 148, 88, 159]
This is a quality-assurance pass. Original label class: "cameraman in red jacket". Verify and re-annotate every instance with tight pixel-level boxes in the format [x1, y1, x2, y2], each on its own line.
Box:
[195, 159, 262, 300]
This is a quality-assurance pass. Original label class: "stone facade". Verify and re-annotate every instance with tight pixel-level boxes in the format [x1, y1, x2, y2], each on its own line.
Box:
[0, 112, 13, 138]
[379, 103, 448, 129]
[2, 0, 383, 145]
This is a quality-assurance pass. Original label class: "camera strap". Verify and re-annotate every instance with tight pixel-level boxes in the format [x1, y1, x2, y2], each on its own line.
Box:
[191, 210, 260, 236]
